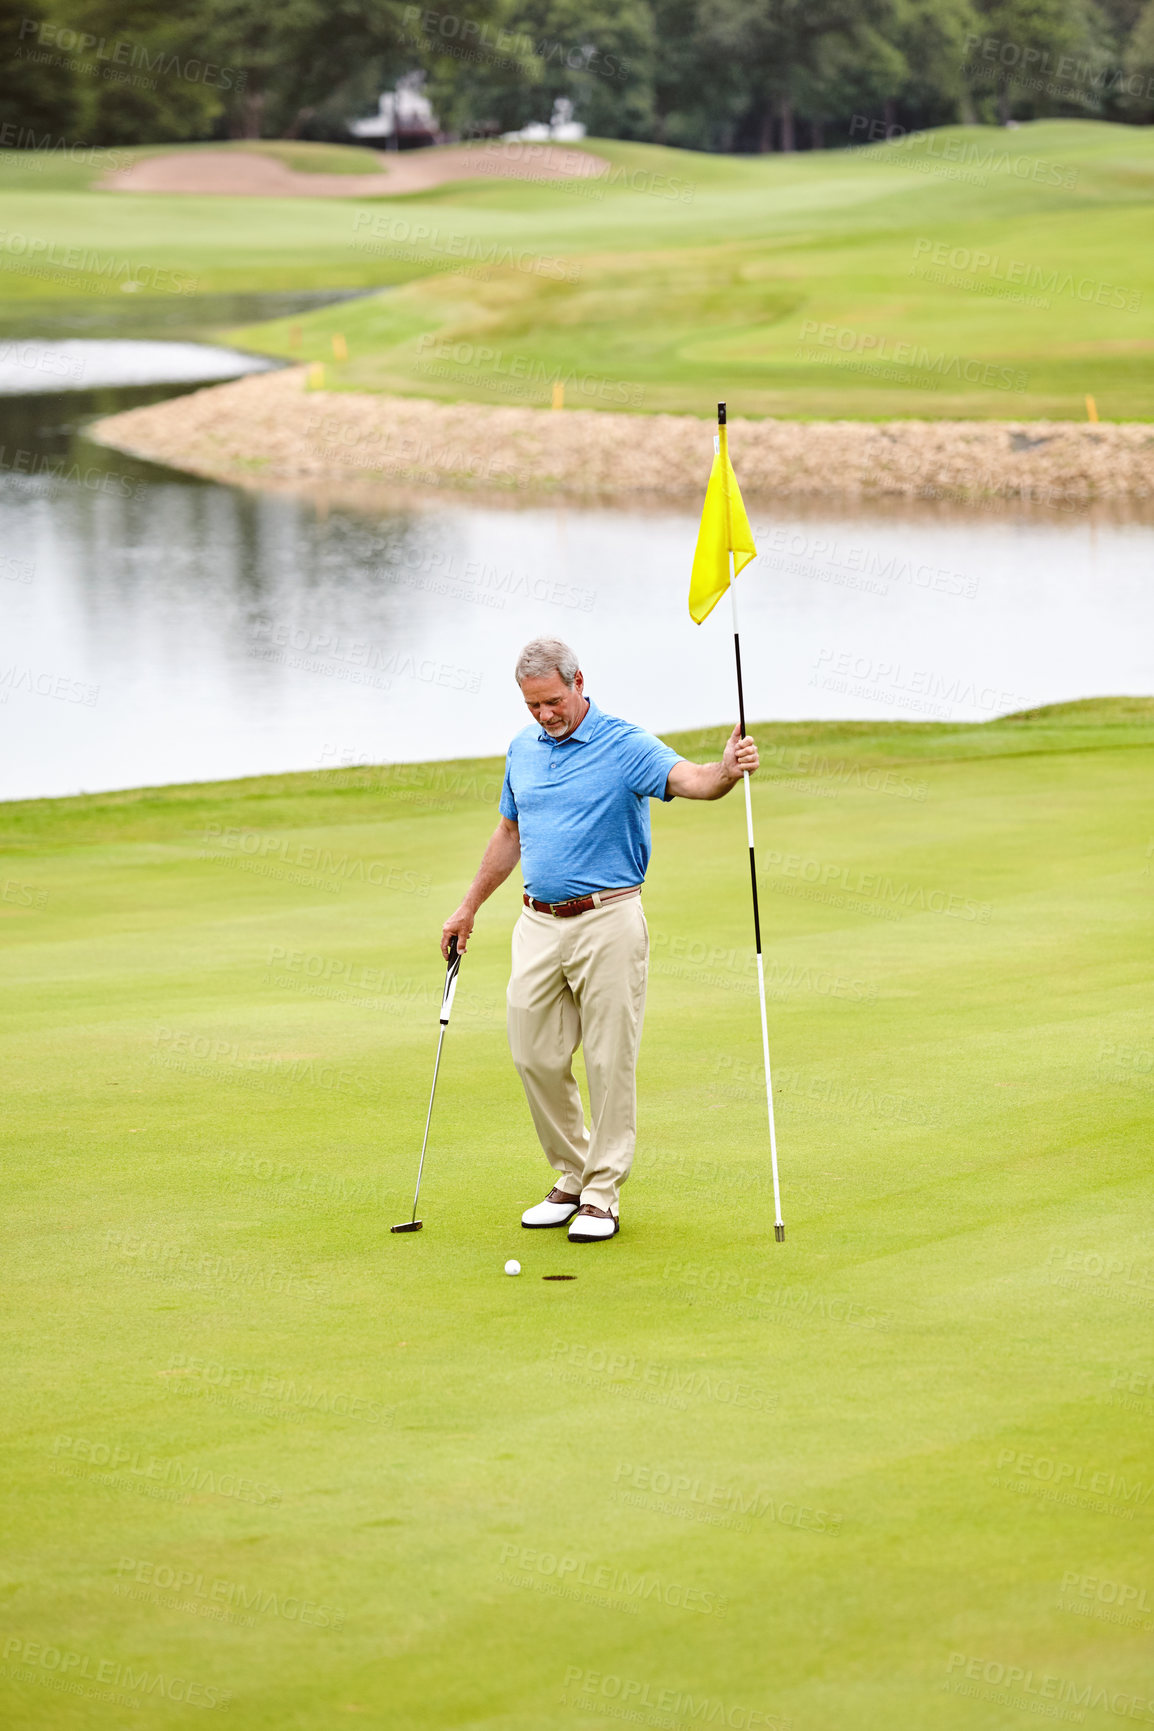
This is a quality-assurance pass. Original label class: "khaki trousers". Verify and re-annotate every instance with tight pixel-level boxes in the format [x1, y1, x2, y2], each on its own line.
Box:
[506, 895, 649, 1213]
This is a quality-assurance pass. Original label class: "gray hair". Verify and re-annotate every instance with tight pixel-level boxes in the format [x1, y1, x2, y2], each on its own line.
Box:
[514, 637, 579, 687]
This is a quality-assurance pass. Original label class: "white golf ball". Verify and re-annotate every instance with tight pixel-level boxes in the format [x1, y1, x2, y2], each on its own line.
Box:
[504, 1259, 521, 1276]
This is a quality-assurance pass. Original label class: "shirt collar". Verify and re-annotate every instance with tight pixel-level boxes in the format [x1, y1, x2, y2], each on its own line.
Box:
[539, 695, 598, 746]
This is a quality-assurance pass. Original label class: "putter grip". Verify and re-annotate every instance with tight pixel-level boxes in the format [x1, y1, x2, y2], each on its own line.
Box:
[440, 933, 462, 1024]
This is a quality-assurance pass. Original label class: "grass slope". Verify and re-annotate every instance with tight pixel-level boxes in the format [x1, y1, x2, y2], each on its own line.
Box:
[0, 137, 387, 194]
[3, 700, 1152, 1729]
[2, 124, 1153, 416]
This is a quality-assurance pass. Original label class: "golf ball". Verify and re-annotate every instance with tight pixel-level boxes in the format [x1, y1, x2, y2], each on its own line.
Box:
[504, 1259, 521, 1276]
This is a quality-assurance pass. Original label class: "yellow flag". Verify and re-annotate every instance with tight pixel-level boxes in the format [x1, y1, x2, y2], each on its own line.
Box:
[688, 425, 757, 624]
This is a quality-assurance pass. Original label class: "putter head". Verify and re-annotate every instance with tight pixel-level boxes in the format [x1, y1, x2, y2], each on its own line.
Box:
[391, 1221, 423, 1233]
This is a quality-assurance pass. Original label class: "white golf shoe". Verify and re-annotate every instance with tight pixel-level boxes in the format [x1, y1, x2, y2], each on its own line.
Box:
[568, 1204, 620, 1243]
[521, 1186, 581, 1229]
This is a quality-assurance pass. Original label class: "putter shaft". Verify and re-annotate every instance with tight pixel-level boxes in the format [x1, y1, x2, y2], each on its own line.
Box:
[393, 935, 461, 1236]
[407, 1022, 446, 1225]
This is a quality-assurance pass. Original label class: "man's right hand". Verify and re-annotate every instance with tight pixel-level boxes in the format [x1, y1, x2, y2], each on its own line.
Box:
[441, 904, 475, 959]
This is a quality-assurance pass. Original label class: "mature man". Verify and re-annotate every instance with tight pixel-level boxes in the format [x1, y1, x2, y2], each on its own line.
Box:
[441, 637, 758, 1243]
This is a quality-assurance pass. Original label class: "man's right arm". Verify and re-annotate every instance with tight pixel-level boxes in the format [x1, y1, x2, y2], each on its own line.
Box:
[441, 816, 521, 957]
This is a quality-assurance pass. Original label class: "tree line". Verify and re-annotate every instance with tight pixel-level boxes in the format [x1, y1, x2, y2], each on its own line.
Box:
[4, 0, 1154, 153]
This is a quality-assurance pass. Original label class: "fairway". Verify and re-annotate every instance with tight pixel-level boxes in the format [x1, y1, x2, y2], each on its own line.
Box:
[3, 698, 1152, 1730]
[4, 125, 1154, 418]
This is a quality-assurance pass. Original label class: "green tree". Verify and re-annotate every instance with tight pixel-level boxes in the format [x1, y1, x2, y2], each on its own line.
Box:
[422, 0, 654, 142]
[1, 0, 82, 141]
[201, 0, 420, 137]
[1096, 0, 1146, 36]
[1121, 0, 1154, 112]
[963, 0, 1106, 120]
[34, 0, 235, 144]
[649, 0, 715, 144]
[796, 16, 908, 141]
[700, 0, 916, 150]
[821, 0, 979, 134]
[892, 0, 980, 122]
[550, 0, 655, 139]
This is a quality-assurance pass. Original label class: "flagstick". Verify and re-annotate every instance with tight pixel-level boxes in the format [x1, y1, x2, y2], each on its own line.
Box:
[719, 404, 784, 1241]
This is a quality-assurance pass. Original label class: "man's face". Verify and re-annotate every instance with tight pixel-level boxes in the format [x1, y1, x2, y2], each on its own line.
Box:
[519, 668, 586, 739]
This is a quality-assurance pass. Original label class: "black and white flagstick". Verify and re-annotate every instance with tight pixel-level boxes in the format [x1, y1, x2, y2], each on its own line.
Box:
[718, 402, 785, 1241]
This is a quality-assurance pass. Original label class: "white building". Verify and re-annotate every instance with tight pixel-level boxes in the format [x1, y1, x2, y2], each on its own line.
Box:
[503, 98, 586, 143]
[351, 73, 440, 146]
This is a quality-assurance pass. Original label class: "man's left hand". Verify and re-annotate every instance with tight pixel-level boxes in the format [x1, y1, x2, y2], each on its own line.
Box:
[723, 722, 759, 783]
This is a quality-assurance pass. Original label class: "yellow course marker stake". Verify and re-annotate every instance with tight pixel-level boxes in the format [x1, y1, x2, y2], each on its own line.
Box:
[1086, 394, 1099, 422]
[332, 333, 348, 361]
[551, 381, 565, 409]
[307, 362, 325, 390]
[289, 324, 302, 350]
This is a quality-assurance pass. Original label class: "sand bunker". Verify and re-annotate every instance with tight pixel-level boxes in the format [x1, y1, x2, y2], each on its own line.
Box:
[102, 142, 610, 198]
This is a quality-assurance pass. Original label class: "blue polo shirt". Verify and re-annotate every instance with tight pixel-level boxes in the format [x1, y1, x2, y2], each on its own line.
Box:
[499, 697, 684, 903]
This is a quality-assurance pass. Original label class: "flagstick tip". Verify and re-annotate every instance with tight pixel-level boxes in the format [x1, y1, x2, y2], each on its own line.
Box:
[774, 1223, 785, 1242]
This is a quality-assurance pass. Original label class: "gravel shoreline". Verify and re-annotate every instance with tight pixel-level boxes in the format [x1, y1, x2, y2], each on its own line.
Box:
[91, 365, 1154, 508]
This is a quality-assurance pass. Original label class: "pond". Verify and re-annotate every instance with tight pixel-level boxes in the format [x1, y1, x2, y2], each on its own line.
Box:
[1, 293, 1150, 800]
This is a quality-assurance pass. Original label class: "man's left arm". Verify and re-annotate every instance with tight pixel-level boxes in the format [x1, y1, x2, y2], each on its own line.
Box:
[665, 723, 759, 801]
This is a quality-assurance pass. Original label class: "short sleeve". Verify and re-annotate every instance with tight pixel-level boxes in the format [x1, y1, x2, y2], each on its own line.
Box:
[499, 749, 518, 820]
[614, 726, 684, 804]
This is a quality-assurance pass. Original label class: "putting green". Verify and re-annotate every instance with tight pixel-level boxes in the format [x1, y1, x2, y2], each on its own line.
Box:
[4, 124, 1154, 417]
[3, 697, 1152, 1728]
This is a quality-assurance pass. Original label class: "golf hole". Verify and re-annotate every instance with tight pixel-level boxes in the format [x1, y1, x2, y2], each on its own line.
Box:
[542, 1274, 576, 1281]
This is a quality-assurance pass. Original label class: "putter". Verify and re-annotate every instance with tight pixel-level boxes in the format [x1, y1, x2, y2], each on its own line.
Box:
[391, 934, 463, 1233]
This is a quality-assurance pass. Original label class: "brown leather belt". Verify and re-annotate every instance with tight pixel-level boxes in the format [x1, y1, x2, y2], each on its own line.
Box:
[523, 885, 642, 919]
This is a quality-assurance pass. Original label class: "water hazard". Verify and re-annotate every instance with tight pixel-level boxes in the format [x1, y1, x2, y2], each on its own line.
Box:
[1, 293, 1150, 800]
